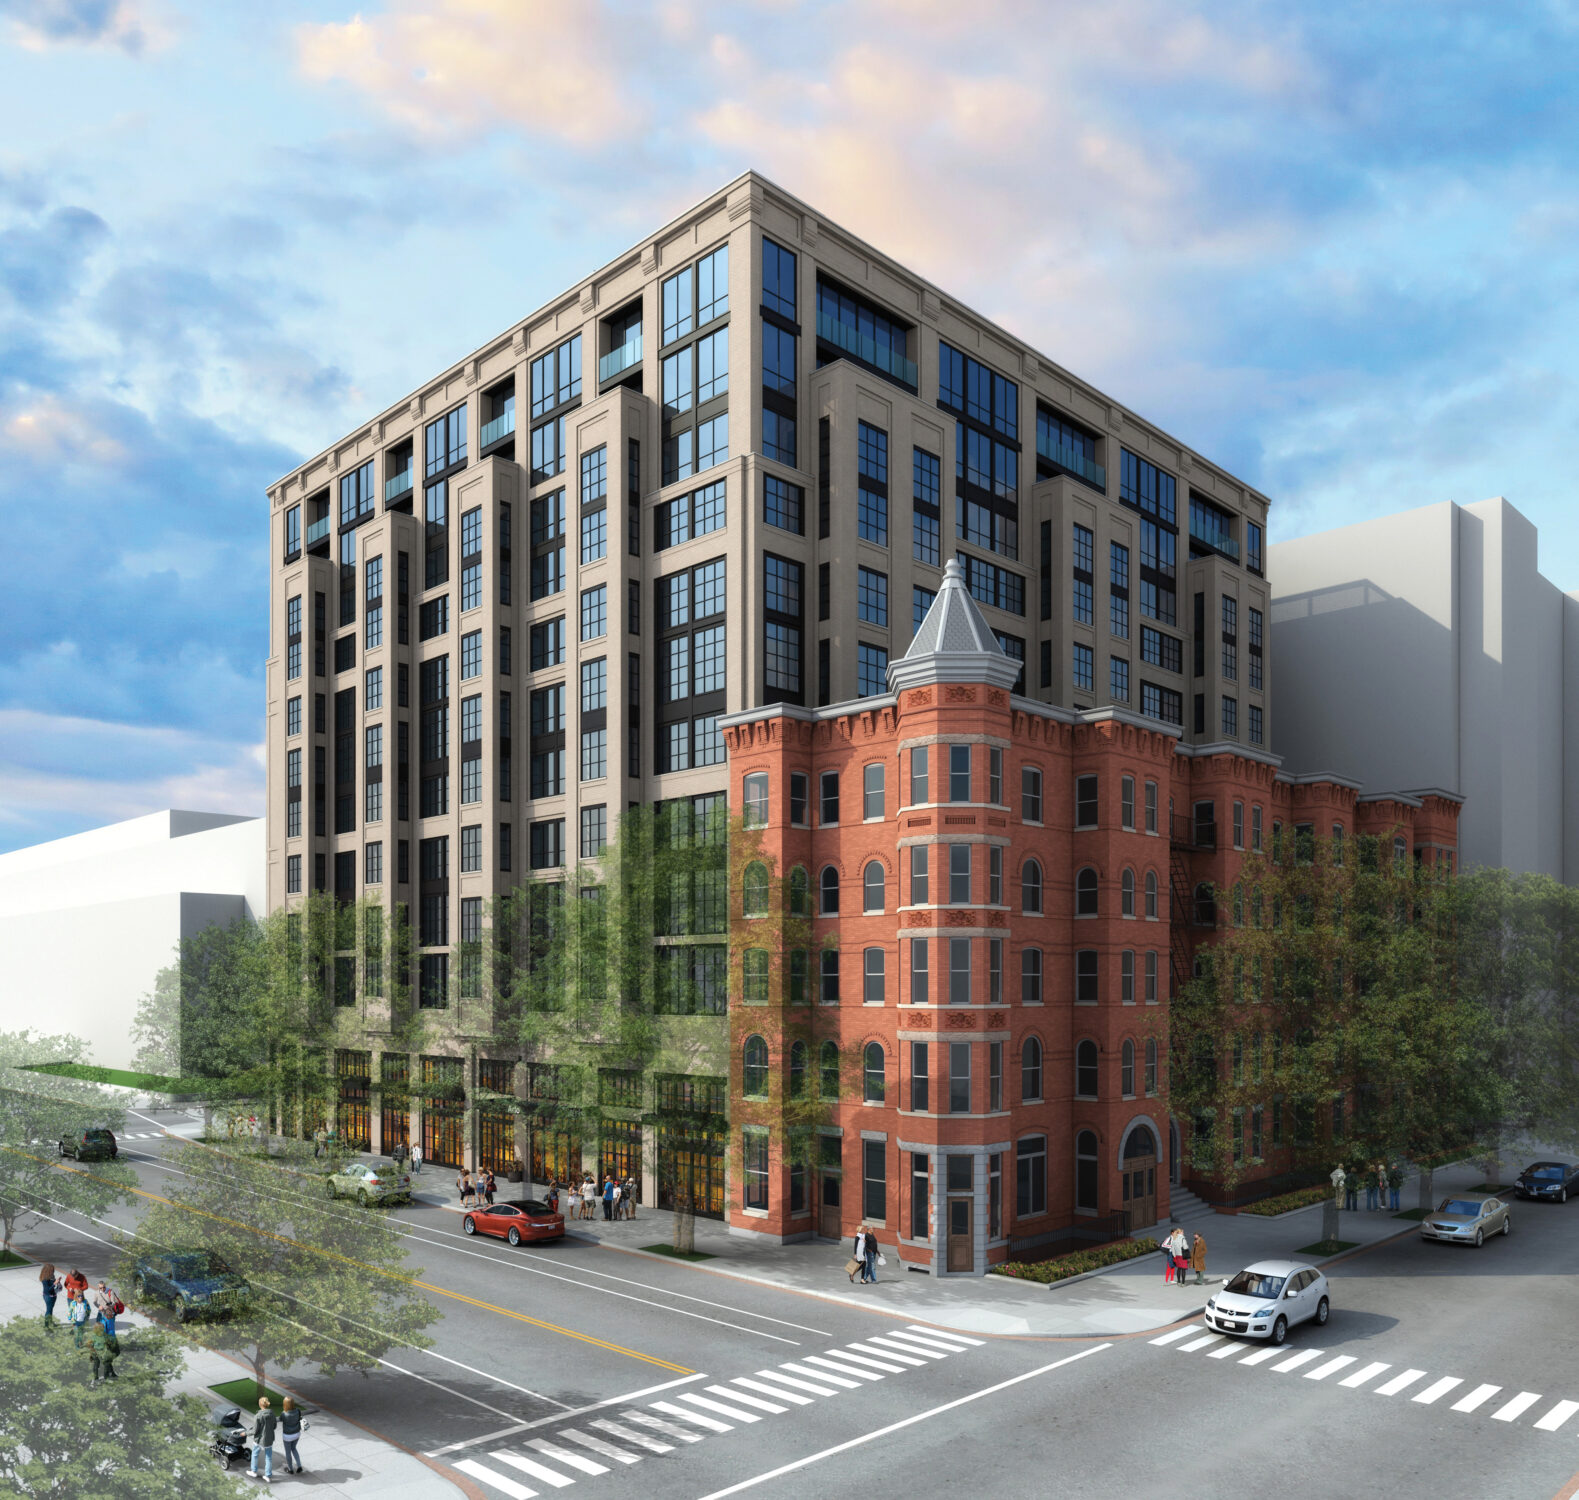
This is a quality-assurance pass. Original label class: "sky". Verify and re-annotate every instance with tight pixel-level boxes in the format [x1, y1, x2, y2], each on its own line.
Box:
[3, 0, 1579, 853]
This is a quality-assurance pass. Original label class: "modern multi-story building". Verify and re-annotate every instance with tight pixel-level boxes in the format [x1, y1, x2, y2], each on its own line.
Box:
[265, 170, 1301, 1233]
[1271, 496, 1579, 880]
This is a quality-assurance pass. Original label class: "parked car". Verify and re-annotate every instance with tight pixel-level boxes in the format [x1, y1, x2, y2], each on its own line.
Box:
[1514, 1162, 1579, 1203]
[326, 1160, 412, 1206]
[131, 1250, 251, 1323]
[462, 1199, 565, 1247]
[59, 1127, 117, 1161]
[1421, 1195, 1511, 1246]
[1204, 1260, 1330, 1346]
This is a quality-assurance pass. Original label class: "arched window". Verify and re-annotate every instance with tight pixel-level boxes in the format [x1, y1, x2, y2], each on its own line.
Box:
[820, 865, 840, 916]
[1121, 1040, 1135, 1096]
[789, 1039, 808, 1099]
[1145, 870, 1159, 919]
[1075, 1130, 1099, 1211]
[1194, 883, 1217, 927]
[1075, 866, 1099, 917]
[1021, 859, 1043, 914]
[788, 865, 811, 918]
[863, 1042, 885, 1102]
[743, 772, 769, 828]
[742, 1035, 769, 1098]
[1145, 1038, 1158, 1094]
[863, 860, 885, 913]
[819, 1040, 839, 1099]
[1121, 868, 1135, 917]
[1075, 1039, 1099, 1098]
[742, 862, 769, 918]
[1021, 1037, 1043, 1102]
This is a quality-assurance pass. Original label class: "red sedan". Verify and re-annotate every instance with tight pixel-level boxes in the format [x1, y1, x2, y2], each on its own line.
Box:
[462, 1199, 565, 1246]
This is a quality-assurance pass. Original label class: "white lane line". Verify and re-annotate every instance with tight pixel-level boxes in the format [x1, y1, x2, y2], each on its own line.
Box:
[883, 1330, 964, 1356]
[525, 1439, 607, 1475]
[1450, 1384, 1502, 1413]
[906, 1325, 983, 1346]
[1340, 1361, 1392, 1389]
[753, 1368, 839, 1396]
[492, 1451, 576, 1487]
[707, 1384, 786, 1414]
[803, 1355, 883, 1382]
[680, 1391, 762, 1423]
[1304, 1356, 1357, 1382]
[1535, 1400, 1579, 1432]
[560, 1430, 641, 1465]
[590, 1418, 671, 1453]
[1148, 1326, 1200, 1346]
[867, 1335, 946, 1360]
[1492, 1391, 1544, 1423]
[1207, 1341, 1243, 1359]
[620, 1410, 702, 1444]
[1178, 1334, 1224, 1353]
[825, 1347, 907, 1374]
[1375, 1369, 1429, 1397]
[651, 1400, 732, 1434]
[732, 1377, 813, 1406]
[848, 1340, 926, 1367]
[1238, 1347, 1285, 1366]
[1271, 1350, 1324, 1374]
[694, 1344, 1111, 1500]
[1412, 1377, 1464, 1406]
[454, 1459, 537, 1498]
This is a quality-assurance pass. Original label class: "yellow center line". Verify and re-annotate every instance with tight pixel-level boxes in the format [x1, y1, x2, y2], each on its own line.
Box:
[5, 1146, 691, 1374]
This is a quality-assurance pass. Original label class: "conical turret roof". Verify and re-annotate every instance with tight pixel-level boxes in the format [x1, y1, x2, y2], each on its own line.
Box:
[888, 557, 1021, 693]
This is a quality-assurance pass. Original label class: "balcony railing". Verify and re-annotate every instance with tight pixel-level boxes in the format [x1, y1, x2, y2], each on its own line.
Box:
[305, 515, 331, 549]
[816, 311, 918, 390]
[1037, 438, 1106, 492]
[480, 409, 516, 450]
[384, 468, 413, 504]
[599, 332, 642, 384]
[1189, 518, 1240, 560]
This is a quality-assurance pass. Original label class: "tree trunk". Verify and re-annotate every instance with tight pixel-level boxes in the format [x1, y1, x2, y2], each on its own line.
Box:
[1481, 1136, 1504, 1187]
[1418, 1164, 1435, 1213]
[252, 1346, 266, 1396]
[672, 1184, 695, 1255]
[1321, 1198, 1340, 1250]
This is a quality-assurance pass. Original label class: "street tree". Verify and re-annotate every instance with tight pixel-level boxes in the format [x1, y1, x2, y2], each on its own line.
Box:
[0, 1316, 242, 1499]
[0, 1031, 136, 1254]
[119, 1137, 438, 1393]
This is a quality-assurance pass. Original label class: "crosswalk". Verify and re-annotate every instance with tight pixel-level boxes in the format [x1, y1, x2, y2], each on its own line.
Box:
[1150, 1322, 1579, 1432]
[452, 1325, 983, 1497]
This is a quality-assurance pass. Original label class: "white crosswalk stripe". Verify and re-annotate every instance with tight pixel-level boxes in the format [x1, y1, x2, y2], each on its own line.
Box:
[850, 1340, 926, 1367]
[704, 1384, 785, 1414]
[493, 1450, 577, 1487]
[752, 1368, 838, 1396]
[1304, 1356, 1357, 1381]
[1149, 1325, 1200, 1346]
[1271, 1350, 1324, 1374]
[1340, 1361, 1392, 1388]
[1179, 1333, 1224, 1353]
[651, 1400, 731, 1434]
[1238, 1347, 1284, 1366]
[591, 1418, 672, 1453]
[803, 1354, 883, 1382]
[869, 1334, 947, 1360]
[780, 1360, 861, 1389]
[1451, 1385, 1501, 1413]
[732, 1376, 814, 1406]
[887, 1330, 968, 1355]
[1492, 1392, 1543, 1423]
[525, 1439, 607, 1475]
[1536, 1400, 1579, 1432]
[825, 1347, 907, 1374]
[620, 1411, 703, 1444]
[907, 1324, 982, 1346]
[679, 1392, 762, 1423]
[1412, 1377, 1463, 1406]
[1374, 1369, 1429, 1397]
[457, 1458, 537, 1498]
[1207, 1342, 1242, 1359]
[560, 1429, 641, 1464]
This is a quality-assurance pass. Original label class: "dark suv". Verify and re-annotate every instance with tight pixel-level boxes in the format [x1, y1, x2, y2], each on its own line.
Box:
[132, 1250, 251, 1323]
[59, 1128, 118, 1161]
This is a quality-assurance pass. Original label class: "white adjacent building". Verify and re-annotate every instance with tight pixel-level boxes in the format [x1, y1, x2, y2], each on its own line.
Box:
[1269, 497, 1579, 879]
[0, 811, 265, 1070]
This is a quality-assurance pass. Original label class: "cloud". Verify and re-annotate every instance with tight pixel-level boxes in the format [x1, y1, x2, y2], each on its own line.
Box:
[0, 0, 166, 54]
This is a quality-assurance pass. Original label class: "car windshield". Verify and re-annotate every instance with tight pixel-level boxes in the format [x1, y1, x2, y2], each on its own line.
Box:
[1438, 1199, 1481, 1216]
[520, 1200, 553, 1215]
[1224, 1271, 1285, 1299]
[1528, 1166, 1565, 1180]
[169, 1252, 231, 1279]
[85, 1129, 113, 1140]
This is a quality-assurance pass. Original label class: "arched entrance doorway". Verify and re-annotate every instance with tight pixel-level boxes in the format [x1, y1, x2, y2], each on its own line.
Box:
[1121, 1123, 1158, 1230]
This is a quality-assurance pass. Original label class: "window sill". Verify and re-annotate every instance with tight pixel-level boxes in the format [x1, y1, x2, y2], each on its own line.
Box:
[741, 1207, 769, 1219]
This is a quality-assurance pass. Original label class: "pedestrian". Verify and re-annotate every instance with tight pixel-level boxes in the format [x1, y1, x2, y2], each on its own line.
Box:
[64, 1267, 88, 1299]
[484, 1170, 497, 1207]
[250, 1397, 278, 1483]
[392, 1141, 408, 1169]
[1166, 1227, 1189, 1285]
[457, 1169, 473, 1208]
[279, 1395, 305, 1474]
[313, 1127, 326, 1159]
[611, 1180, 622, 1220]
[1365, 1164, 1379, 1212]
[410, 1142, 423, 1175]
[850, 1224, 868, 1283]
[69, 1290, 91, 1347]
[565, 1181, 580, 1221]
[603, 1176, 615, 1221]
[1160, 1237, 1176, 1283]
[93, 1279, 123, 1336]
[864, 1228, 880, 1284]
[1190, 1231, 1207, 1286]
[624, 1176, 638, 1219]
[1343, 1163, 1358, 1212]
[1375, 1161, 1389, 1211]
[88, 1321, 118, 1383]
[547, 1181, 559, 1215]
[1389, 1164, 1402, 1212]
[39, 1263, 60, 1328]
[583, 1175, 596, 1219]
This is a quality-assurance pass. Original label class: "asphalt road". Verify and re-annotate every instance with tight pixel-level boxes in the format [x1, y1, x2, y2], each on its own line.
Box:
[16, 1109, 1579, 1500]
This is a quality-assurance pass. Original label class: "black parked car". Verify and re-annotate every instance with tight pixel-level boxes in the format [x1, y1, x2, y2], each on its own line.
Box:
[1515, 1161, 1579, 1203]
[59, 1127, 117, 1161]
[131, 1250, 252, 1323]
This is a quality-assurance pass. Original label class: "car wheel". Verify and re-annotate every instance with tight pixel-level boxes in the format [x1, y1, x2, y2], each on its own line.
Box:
[1474, 1228, 1484, 1248]
[326, 1181, 338, 1199]
[1562, 1188, 1569, 1205]
[463, 1216, 477, 1235]
[175, 1295, 189, 1324]
[1271, 1316, 1287, 1346]
[1503, 1215, 1512, 1235]
[1315, 1296, 1330, 1326]
[508, 1227, 522, 1247]
[358, 1189, 371, 1208]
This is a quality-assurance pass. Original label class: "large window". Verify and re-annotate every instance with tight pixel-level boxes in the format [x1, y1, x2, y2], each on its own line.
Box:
[863, 1138, 886, 1221]
[939, 340, 1019, 562]
[857, 643, 888, 698]
[1021, 1038, 1043, 1102]
[857, 421, 889, 545]
[816, 276, 914, 390]
[656, 558, 727, 771]
[1016, 1135, 1046, 1217]
[763, 237, 797, 319]
[764, 475, 803, 535]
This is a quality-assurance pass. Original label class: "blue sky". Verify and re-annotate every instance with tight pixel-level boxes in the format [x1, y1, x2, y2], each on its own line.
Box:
[3, 0, 1578, 852]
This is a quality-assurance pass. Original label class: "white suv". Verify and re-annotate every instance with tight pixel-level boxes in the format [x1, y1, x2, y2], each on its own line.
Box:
[1204, 1259, 1330, 1345]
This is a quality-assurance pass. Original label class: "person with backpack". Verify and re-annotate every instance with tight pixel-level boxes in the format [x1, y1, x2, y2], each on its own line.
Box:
[93, 1280, 124, 1336]
[279, 1396, 306, 1474]
[39, 1263, 60, 1329]
[250, 1397, 278, 1482]
[88, 1321, 119, 1383]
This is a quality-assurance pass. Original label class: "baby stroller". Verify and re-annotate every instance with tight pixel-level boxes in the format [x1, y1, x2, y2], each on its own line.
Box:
[208, 1405, 251, 1470]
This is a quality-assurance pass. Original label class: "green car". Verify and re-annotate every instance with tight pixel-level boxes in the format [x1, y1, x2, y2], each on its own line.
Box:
[325, 1160, 412, 1207]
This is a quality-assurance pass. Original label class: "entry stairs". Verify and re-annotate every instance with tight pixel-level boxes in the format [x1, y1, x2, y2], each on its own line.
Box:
[1166, 1184, 1216, 1225]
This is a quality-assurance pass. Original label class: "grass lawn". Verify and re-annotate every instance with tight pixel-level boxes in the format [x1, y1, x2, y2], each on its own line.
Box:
[640, 1244, 716, 1262]
[0, 1249, 32, 1269]
[209, 1376, 294, 1411]
[1296, 1240, 1360, 1257]
[24, 1061, 186, 1093]
[1392, 1207, 1432, 1221]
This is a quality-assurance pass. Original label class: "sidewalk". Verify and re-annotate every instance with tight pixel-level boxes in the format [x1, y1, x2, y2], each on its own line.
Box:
[458, 1153, 1513, 1340]
[0, 1262, 468, 1498]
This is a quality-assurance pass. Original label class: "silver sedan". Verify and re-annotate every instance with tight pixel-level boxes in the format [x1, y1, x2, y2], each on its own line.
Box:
[1420, 1196, 1510, 1247]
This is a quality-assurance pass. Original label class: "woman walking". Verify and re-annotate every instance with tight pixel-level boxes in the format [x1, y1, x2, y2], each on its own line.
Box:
[1165, 1227, 1189, 1286]
[484, 1170, 497, 1207]
[610, 1180, 622, 1220]
[850, 1224, 869, 1283]
[457, 1169, 474, 1209]
[1190, 1231, 1208, 1286]
[864, 1228, 880, 1284]
[280, 1396, 306, 1474]
[39, 1263, 59, 1328]
[565, 1181, 580, 1222]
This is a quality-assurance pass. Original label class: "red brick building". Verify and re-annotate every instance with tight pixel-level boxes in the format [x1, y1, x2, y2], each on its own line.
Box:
[721, 560, 1459, 1274]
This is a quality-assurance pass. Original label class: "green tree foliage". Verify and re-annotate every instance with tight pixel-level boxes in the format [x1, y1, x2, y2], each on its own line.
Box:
[0, 1031, 136, 1252]
[120, 1138, 438, 1393]
[0, 1318, 242, 1499]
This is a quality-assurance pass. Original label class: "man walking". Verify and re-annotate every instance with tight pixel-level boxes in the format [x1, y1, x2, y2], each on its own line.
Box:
[250, 1397, 278, 1482]
[1389, 1164, 1402, 1212]
[93, 1280, 122, 1337]
[602, 1176, 615, 1221]
[410, 1142, 423, 1175]
[1365, 1165, 1379, 1212]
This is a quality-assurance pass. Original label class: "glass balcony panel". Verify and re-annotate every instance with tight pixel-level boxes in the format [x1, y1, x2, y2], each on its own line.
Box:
[816, 312, 917, 389]
[384, 469, 414, 504]
[480, 409, 517, 449]
[1036, 438, 1106, 491]
[306, 516, 331, 547]
[599, 331, 643, 383]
